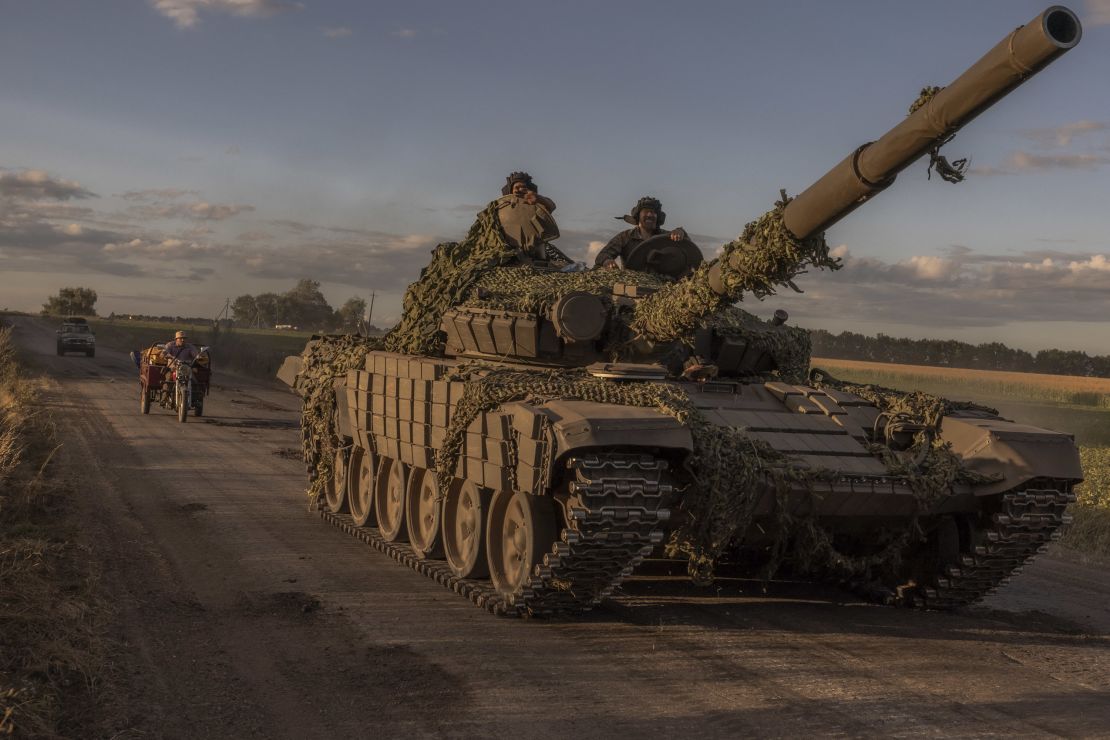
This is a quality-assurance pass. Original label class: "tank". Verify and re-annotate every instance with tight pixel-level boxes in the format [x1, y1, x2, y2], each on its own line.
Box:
[279, 6, 1085, 616]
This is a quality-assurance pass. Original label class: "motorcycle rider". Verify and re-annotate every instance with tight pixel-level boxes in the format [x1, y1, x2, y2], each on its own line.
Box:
[164, 330, 199, 364]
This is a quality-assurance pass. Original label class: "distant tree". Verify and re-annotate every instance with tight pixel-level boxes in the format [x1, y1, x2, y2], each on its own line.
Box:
[253, 293, 283, 327]
[42, 286, 97, 316]
[282, 279, 334, 330]
[335, 297, 367, 332]
[230, 294, 258, 326]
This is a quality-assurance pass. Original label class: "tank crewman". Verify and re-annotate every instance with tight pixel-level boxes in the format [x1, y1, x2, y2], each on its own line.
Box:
[594, 196, 688, 269]
[497, 171, 572, 264]
[501, 171, 557, 213]
[163, 330, 200, 365]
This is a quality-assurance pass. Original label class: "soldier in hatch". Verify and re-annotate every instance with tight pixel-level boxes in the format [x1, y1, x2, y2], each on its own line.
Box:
[501, 171, 557, 213]
[496, 171, 571, 264]
[595, 196, 688, 269]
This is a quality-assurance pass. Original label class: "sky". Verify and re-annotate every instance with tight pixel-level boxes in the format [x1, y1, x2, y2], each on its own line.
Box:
[1, 0, 1108, 354]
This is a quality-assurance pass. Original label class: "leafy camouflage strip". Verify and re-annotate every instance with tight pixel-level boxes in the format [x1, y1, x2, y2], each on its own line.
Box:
[908, 85, 942, 115]
[383, 201, 518, 356]
[297, 335, 383, 503]
[631, 195, 840, 343]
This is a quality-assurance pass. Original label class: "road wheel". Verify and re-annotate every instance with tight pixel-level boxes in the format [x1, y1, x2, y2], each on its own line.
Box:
[323, 446, 349, 513]
[405, 468, 443, 559]
[176, 385, 188, 423]
[375, 458, 408, 542]
[193, 396, 204, 417]
[487, 490, 558, 600]
[442, 480, 491, 579]
[348, 446, 377, 527]
[140, 386, 150, 415]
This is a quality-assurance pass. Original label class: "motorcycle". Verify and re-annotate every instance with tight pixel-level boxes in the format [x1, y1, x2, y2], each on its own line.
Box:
[137, 343, 211, 422]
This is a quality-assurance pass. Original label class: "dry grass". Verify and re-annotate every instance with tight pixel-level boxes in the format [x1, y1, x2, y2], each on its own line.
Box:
[0, 325, 112, 737]
[813, 357, 1110, 409]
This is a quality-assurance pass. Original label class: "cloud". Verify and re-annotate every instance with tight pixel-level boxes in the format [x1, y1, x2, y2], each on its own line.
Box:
[150, 0, 302, 29]
[391, 28, 418, 39]
[322, 26, 352, 38]
[118, 188, 198, 201]
[770, 245, 1110, 329]
[128, 201, 255, 221]
[1021, 120, 1109, 147]
[970, 150, 1110, 176]
[0, 169, 95, 201]
[1085, 0, 1110, 26]
[231, 231, 440, 288]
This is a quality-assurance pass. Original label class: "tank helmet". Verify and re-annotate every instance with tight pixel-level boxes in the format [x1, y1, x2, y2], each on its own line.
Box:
[617, 196, 666, 227]
[501, 171, 538, 196]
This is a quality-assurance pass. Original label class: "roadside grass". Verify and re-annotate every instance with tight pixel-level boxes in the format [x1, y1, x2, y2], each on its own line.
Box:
[0, 325, 112, 737]
[88, 318, 315, 381]
[1065, 447, 1110, 557]
[812, 357, 1110, 557]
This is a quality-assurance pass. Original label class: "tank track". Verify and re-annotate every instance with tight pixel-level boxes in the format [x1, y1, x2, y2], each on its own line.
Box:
[513, 453, 671, 616]
[904, 481, 1076, 609]
[318, 452, 671, 617]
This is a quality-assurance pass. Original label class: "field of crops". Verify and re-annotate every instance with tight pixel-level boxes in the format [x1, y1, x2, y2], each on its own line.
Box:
[812, 357, 1110, 410]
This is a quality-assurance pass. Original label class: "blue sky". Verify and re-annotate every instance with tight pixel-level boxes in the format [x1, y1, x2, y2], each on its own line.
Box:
[1, 0, 1108, 353]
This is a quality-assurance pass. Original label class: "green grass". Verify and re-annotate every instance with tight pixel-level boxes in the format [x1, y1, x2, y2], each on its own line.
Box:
[89, 319, 315, 382]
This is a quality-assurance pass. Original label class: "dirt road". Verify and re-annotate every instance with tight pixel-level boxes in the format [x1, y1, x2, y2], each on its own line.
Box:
[12, 317, 1110, 738]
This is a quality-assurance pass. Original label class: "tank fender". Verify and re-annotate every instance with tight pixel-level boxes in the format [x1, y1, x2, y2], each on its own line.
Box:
[276, 355, 304, 390]
[537, 398, 693, 460]
[940, 415, 1083, 495]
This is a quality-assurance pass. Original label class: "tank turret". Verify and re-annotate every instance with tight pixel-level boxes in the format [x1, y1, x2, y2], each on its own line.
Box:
[279, 7, 1085, 618]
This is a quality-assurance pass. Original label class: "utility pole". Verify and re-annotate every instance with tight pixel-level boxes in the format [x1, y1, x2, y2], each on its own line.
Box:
[367, 291, 376, 330]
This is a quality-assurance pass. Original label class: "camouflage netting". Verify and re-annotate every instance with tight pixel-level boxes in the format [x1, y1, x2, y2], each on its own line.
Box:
[296, 334, 384, 504]
[628, 261, 728, 342]
[383, 201, 518, 356]
[631, 194, 840, 343]
[464, 267, 669, 314]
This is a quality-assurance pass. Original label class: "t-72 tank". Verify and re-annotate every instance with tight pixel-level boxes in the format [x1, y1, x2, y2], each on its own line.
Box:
[279, 6, 1085, 616]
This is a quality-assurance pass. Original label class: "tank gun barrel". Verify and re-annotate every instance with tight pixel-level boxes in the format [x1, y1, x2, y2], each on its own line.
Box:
[782, 5, 1081, 240]
[632, 6, 1081, 346]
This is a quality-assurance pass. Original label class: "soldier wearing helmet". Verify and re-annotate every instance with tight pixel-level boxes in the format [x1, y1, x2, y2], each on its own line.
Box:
[501, 171, 557, 213]
[595, 196, 688, 269]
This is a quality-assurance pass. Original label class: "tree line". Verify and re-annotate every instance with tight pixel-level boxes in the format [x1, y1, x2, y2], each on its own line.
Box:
[810, 329, 1110, 379]
[230, 279, 378, 333]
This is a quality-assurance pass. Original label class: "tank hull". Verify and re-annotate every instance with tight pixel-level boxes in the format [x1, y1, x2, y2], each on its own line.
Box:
[309, 350, 1080, 615]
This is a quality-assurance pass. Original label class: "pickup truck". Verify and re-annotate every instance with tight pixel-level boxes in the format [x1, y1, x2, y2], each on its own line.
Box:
[56, 317, 96, 357]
